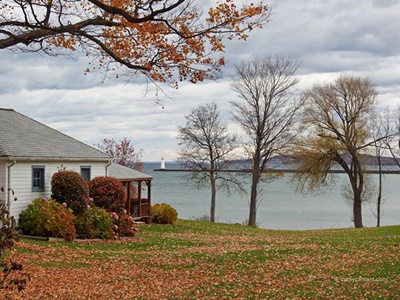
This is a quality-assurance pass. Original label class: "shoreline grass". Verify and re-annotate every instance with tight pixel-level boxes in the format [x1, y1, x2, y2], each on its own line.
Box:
[3, 220, 400, 299]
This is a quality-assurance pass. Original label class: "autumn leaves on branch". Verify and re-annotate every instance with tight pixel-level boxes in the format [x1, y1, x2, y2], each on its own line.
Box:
[0, 0, 270, 86]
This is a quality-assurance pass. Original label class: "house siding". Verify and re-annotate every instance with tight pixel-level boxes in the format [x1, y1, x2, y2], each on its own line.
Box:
[9, 160, 109, 219]
[0, 161, 6, 203]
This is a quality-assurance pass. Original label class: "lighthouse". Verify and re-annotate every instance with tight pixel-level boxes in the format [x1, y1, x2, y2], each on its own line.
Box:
[160, 157, 166, 170]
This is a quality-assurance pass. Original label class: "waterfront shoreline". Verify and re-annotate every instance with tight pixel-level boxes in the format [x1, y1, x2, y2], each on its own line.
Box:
[153, 168, 400, 174]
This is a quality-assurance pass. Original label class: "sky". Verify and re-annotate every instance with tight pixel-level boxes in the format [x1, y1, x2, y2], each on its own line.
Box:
[1, 0, 400, 162]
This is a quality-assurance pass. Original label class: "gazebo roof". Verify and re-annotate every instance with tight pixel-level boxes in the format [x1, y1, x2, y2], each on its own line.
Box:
[108, 163, 152, 182]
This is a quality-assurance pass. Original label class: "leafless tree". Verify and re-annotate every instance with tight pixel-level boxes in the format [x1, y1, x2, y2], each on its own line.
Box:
[368, 109, 394, 227]
[230, 56, 303, 227]
[177, 102, 241, 222]
[382, 106, 400, 168]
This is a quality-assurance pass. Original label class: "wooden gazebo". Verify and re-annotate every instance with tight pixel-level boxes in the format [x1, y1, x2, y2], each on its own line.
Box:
[108, 163, 153, 222]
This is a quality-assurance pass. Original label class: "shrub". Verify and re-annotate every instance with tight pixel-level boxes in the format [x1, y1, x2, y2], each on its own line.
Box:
[51, 170, 89, 215]
[18, 198, 76, 241]
[116, 212, 137, 237]
[89, 176, 126, 214]
[74, 206, 114, 239]
[150, 203, 178, 225]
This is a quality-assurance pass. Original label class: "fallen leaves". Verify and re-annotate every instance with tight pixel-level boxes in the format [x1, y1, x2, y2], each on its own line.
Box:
[1, 221, 399, 299]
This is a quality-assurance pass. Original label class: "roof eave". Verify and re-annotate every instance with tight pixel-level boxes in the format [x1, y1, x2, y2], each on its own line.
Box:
[0, 156, 112, 162]
[116, 177, 153, 182]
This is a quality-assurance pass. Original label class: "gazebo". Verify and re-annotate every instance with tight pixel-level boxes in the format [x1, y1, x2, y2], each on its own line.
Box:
[108, 163, 153, 222]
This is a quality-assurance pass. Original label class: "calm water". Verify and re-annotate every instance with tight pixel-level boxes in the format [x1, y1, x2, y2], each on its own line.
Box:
[143, 162, 400, 230]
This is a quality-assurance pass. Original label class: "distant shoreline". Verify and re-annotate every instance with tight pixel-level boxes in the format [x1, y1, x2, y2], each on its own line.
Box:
[153, 169, 400, 174]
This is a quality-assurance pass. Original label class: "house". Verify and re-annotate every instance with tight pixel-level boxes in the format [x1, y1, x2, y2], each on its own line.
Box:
[0, 108, 152, 220]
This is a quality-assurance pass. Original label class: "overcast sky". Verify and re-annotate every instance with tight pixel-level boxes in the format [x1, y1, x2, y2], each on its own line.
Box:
[1, 0, 400, 162]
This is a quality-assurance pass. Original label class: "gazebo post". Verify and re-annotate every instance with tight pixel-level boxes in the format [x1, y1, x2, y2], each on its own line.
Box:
[126, 181, 131, 215]
[147, 180, 151, 208]
[138, 181, 142, 217]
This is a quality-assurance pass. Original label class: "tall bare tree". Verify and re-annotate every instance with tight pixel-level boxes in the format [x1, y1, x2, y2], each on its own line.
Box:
[293, 75, 380, 228]
[177, 102, 240, 222]
[230, 56, 303, 227]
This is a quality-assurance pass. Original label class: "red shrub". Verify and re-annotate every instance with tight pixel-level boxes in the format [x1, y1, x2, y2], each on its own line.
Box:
[89, 176, 126, 213]
[51, 170, 89, 215]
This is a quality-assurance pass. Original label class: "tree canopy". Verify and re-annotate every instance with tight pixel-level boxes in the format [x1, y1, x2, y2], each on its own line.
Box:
[97, 137, 143, 171]
[230, 56, 303, 226]
[293, 75, 380, 228]
[0, 0, 269, 86]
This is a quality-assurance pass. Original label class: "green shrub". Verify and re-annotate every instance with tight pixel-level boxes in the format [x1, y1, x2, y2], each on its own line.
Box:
[51, 170, 89, 215]
[89, 176, 126, 214]
[150, 203, 178, 225]
[18, 198, 76, 241]
[74, 206, 114, 239]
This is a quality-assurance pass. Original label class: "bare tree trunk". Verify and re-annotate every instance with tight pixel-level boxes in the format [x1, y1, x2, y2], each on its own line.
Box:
[248, 163, 260, 226]
[377, 155, 382, 227]
[210, 171, 216, 222]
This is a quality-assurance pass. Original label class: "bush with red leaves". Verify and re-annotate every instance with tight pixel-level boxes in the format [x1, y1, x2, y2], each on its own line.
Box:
[89, 177, 126, 214]
[51, 170, 89, 215]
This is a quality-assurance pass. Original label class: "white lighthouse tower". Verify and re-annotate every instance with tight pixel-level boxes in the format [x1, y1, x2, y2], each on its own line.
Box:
[160, 156, 166, 170]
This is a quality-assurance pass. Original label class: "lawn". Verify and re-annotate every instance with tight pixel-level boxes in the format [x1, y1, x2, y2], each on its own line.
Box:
[2, 220, 400, 299]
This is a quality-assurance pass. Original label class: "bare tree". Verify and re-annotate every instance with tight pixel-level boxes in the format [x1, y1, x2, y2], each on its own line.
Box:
[97, 138, 143, 171]
[177, 102, 240, 222]
[382, 106, 400, 168]
[230, 56, 303, 227]
[368, 110, 394, 227]
[293, 75, 380, 228]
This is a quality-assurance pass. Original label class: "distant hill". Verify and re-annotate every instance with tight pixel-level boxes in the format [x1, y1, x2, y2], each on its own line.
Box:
[231, 154, 400, 167]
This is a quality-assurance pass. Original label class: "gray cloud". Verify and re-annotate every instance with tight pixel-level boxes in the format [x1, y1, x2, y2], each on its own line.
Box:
[1, 0, 400, 161]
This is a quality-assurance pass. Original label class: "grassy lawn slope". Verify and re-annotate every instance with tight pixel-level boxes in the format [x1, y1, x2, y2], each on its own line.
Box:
[3, 220, 400, 299]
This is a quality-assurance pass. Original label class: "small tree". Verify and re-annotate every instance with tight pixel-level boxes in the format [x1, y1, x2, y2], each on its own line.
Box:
[97, 138, 143, 171]
[230, 56, 303, 226]
[177, 102, 240, 222]
[293, 75, 382, 228]
[369, 111, 385, 227]
[382, 106, 400, 168]
[51, 170, 89, 215]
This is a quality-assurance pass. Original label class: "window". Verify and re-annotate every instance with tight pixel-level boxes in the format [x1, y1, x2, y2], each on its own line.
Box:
[80, 166, 91, 181]
[32, 166, 45, 191]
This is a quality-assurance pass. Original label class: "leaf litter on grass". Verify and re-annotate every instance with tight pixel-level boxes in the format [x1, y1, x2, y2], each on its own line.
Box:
[1, 221, 399, 299]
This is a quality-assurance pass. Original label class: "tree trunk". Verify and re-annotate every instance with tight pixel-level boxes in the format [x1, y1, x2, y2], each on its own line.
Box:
[349, 153, 364, 228]
[377, 155, 382, 227]
[210, 171, 216, 222]
[353, 193, 363, 228]
[248, 163, 260, 226]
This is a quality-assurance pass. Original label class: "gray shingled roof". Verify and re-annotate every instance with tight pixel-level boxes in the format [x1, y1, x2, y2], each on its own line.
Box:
[0, 108, 111, 160]
[108, 163, 152, 181]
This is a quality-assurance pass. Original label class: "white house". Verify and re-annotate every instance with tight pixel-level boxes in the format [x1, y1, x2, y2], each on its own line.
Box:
[0, 108, 152, 220]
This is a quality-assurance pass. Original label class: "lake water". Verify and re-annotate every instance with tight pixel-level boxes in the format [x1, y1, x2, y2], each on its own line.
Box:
[143, 162, 400, 230]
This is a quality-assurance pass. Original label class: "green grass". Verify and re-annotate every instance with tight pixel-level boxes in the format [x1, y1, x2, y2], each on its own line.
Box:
[7, 220, 400, 299]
